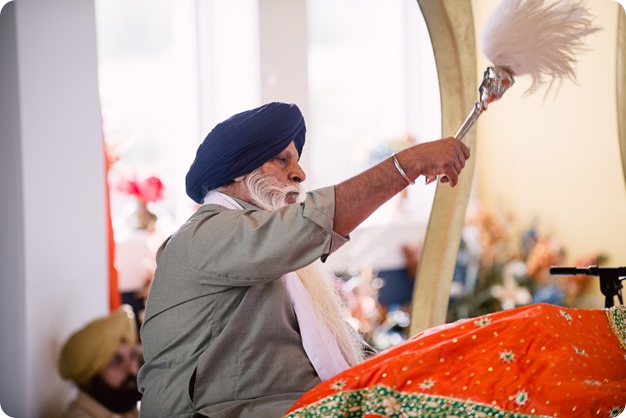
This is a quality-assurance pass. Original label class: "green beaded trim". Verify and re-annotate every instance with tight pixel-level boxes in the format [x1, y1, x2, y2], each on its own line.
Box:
[606, 305, 626, 352]
[285, 385, 549, 418]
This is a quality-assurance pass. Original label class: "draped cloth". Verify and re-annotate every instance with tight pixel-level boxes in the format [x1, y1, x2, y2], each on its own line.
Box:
[202, 191, 349, 381]
[285, 303, 626, 418]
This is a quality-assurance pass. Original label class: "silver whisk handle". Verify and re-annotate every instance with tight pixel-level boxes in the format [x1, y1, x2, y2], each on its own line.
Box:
[454, 101, 483, 141]
[425, 102, 482, 184]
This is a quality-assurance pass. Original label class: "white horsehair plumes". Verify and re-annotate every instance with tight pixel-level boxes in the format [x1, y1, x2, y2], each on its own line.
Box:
[481, 0, 601, 95]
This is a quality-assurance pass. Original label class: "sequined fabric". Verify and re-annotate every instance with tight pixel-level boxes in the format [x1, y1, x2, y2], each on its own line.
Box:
[285, 304, 626, 418]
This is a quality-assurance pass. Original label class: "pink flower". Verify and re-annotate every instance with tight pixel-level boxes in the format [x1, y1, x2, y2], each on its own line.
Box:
[137, 176, 164, 203]
[115, 175, 164, 203]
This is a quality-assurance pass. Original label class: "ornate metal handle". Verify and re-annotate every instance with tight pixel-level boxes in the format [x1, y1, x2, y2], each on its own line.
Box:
[426, 66, 515, 185]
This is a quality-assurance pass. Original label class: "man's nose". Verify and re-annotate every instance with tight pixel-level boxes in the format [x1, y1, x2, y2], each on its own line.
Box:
[289, 163, 306, 183]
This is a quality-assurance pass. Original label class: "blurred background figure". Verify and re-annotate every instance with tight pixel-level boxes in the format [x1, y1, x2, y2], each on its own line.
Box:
[58, 305, 142, 418]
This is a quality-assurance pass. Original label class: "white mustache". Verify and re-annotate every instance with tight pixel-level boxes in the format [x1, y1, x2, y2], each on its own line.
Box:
[244, 169, 303, 210]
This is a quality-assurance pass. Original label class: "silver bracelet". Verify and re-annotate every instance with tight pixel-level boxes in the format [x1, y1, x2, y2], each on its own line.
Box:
[391, 153, 414, 185]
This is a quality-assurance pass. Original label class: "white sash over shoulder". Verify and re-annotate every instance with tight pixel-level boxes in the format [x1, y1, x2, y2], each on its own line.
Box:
[202, 191, 348, 381]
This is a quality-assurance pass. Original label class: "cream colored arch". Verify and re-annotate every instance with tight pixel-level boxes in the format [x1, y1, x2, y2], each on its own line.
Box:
[409, 0, 477, 336]
[618, 10, 626, 190]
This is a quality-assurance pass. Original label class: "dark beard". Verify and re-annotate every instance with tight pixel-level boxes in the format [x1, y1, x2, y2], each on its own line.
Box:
[85, 373, 142, 414]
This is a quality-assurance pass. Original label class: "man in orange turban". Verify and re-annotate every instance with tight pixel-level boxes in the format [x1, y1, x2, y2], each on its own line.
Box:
[58, 305, 142, 418]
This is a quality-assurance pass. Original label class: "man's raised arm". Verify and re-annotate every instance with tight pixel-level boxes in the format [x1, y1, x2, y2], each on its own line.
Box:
[333, 137, 470, 237]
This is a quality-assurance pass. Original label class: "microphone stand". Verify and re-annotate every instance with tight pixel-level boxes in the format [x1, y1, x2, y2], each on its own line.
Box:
[549, 266, 626, 308]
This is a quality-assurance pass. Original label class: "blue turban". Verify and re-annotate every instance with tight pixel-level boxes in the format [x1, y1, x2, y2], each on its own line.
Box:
[185, 102, 306, 203]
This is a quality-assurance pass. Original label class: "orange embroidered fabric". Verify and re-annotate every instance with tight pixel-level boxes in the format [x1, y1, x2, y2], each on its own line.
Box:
[285, 303, 626, 418]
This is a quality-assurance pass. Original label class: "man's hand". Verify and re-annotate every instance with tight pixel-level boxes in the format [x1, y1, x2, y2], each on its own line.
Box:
[401, 137, 471, 187]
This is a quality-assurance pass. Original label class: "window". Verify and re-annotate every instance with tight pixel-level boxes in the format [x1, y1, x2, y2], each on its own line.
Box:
[306, 0, 441, 273]
[307, 0, 440, 226]
[96, 0, 441, 273]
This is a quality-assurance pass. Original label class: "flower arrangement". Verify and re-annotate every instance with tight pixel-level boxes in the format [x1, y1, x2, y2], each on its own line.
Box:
[112, 173, 165, 231]
[448, 205, 606, 321]
[115, 174, 165, 204]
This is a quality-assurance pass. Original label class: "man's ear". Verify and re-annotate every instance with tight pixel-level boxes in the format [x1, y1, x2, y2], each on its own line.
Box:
[233, 175, 245, 183]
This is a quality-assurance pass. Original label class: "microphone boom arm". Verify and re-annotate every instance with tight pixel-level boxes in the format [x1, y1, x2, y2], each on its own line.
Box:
[550, 266, 626, 308]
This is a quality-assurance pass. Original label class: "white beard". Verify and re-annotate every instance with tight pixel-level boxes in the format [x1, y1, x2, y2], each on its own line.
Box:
[296, 261, 365, 366]
[243, 167, 302, 211]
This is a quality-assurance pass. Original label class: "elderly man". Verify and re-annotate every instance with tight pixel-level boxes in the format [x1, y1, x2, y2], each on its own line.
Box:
[138, 102, 470, 417]
[58, 305, 142, 418]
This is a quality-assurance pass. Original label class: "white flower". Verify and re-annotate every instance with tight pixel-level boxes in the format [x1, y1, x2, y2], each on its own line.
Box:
[382, 396, 402, 414]
[499, 350, 516, 363]
[330, 380, 347, 391]
[512, 390, 529, 406]
[474, 317, 492, 327]
[582, 380, 601, 386]
[559, 310, 573, 322]
[419, 379, 436, 390]
[490, 274, 532, 310]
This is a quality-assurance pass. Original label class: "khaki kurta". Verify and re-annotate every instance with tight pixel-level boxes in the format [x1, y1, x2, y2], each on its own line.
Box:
[62, 390, 139, 418]
[138, 187, 348, 418]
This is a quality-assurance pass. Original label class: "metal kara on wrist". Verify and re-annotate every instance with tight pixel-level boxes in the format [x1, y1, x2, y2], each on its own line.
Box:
[391, 153, 415, 185]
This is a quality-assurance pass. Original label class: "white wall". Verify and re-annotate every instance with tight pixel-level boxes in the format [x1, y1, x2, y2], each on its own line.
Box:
[0, 2, 27, 415]
[0, 1, 109, 417]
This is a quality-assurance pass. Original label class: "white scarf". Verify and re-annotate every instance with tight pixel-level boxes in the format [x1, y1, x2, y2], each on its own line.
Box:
[202, 191, 349, 381]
